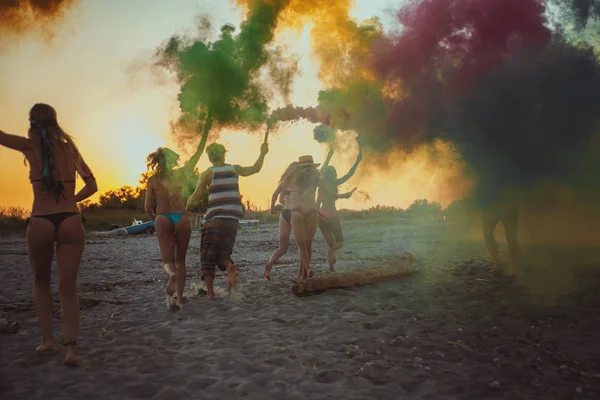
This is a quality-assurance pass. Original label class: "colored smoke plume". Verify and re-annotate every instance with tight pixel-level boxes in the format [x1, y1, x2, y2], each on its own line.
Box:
[155, 5, 299, 142]
[313, 124, 336, 144]
[0, 0, 77, 47]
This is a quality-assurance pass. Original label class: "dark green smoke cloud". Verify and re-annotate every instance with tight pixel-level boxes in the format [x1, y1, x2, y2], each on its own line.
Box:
[154, 1, 295, 140]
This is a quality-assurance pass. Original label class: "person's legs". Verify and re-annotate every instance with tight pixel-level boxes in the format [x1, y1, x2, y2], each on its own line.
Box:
[55, 214, 86, 367]
[173, 215, 191, 305]
[26, 218, 56, 353]
[501, 206, 519, 278]
[154, 215, 177, 296]
[291, 212, 311, 279]
[330, 215, 344, 252]
[305, 212, 318, 277]
[482, 208, 502, 271]
[318, 216, 336, 272]
[265, 214, 291, 280]
[217, 220, 239, 290]
[200, 220, 219, 299]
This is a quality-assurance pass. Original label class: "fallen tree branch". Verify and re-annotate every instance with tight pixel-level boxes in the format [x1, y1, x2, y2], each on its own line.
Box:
[292, 252, 414, 295]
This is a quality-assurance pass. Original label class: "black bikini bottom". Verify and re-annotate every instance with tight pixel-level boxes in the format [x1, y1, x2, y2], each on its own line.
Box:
[26, 212, 82, 238]
[281, 209, 291, 225]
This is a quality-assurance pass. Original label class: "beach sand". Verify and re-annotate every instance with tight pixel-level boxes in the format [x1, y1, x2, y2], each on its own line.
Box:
[1, 218, 600, 399]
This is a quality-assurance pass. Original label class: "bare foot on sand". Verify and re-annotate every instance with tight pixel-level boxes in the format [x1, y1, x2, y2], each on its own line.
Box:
[264, 264, 272, 281]
[165, 295, 182, 312]
[63, 342, 79, 367]
[489, 260, 503, 274]
[174, 294, 188, 305]
[300, 268, 314, 279]
[164, 264, 176, 296]
[36, 341, 54, 354]
[227, 264, 238, 290]
[206, 292, 215, 300]
[328, 249, 336, 272]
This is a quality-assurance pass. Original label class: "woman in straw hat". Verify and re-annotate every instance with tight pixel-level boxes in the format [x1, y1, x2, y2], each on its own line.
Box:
[270, 155, 323, 279]
[264, 145, 336, 280]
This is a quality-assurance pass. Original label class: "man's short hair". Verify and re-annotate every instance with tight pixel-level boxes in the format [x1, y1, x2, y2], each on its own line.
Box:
[206, 143, 226, 162]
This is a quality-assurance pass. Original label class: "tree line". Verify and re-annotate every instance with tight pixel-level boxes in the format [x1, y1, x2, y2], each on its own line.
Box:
[78, 169, 259, 214]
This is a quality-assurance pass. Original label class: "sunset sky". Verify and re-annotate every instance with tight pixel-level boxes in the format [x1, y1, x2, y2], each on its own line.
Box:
[0, 0, 469, 211]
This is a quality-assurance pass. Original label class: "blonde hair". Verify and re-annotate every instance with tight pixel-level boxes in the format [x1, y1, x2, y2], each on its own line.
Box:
[146, 147, 178, 179]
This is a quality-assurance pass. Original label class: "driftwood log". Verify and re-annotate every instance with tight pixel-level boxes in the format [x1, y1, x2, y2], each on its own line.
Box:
[292, 252, 415, 295]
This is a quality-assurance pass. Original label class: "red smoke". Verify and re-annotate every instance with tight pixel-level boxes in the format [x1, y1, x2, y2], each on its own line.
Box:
[269, 105, 323, 124]
[374, 0, 552, 97]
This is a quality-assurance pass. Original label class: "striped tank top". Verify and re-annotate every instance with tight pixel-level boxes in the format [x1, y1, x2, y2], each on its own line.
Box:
[206, 164, 244, 221]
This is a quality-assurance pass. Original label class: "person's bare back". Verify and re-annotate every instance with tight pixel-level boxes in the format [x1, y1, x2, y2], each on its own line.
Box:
[148, 172, 187, 214]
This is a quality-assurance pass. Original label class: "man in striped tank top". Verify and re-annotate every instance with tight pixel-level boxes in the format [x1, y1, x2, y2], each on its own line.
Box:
[186, 142, 269, 299]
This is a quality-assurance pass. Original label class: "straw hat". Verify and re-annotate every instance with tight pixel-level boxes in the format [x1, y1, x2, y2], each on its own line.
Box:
[298, 155, 320, 167]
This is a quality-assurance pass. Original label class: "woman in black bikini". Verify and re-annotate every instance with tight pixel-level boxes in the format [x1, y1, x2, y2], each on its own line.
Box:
[264, 162, 297, 280]
[271, 155, 324, 279]
[265, 145, 336, 280]
[0, 104, 97, 367]
[144, 125, 208, 309]
[317, 138, 362, 271]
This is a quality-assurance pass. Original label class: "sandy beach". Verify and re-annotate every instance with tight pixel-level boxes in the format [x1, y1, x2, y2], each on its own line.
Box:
[1, 218, 600, 399]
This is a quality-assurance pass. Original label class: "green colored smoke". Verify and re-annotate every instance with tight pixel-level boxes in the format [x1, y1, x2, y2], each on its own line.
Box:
[155, 1, 294, 136]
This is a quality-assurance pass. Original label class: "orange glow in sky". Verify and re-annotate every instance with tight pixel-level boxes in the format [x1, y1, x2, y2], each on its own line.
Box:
[0, 0, 470, 211]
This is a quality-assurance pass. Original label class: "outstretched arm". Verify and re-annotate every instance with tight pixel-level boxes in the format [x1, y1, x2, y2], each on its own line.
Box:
[181, 115, 212, 174]
[144, 177, 156, 219]
[186, 168, 210, 213]
[233, 142, 269, 177]
[337, 187, 357, 199]
[0, 130, 33, 154]
[336, 146, 362, 185]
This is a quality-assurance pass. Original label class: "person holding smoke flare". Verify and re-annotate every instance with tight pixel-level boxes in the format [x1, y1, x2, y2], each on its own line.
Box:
[144, 121, 209, 309]
[271, 155, 324, 279]
[186, 140, 269, 299]
[263, 145, 335, 280]
[317, 137, 363, 271]
[0, 103, 98, 367]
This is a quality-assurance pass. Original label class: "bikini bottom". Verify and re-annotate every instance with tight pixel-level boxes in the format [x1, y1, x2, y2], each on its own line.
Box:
[159, 212, 186, 226]
[26, 212, 82, 239]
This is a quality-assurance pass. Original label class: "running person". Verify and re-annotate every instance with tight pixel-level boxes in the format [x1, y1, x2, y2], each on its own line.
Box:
[144, 125, 209, 309]
[272, 155, 323, 279]
[479, 182, 520, 278]
[317, 138, 363, 271]
[0, 103, 98, 367]
[186, 140, 269, 299]
[264, 145, 336, 280]
[264, 162, 297, 280]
